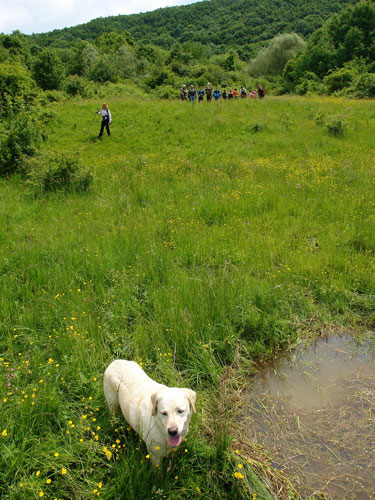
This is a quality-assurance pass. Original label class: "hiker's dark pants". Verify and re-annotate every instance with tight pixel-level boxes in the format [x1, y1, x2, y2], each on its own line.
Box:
[99, 120, 110, 137]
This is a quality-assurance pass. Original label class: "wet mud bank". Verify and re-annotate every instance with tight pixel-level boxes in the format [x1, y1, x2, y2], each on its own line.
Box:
[237, 332, 375, 499]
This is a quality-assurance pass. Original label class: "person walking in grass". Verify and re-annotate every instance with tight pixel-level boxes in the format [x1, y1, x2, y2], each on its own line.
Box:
[258, 84, 266, 98]
[97, 103, 112, 138]
[228, 88, 234, 99]
[188, 85, 197, 103]
[180, 84, 188, 101]
[205, 82, 213, 102]
[213, 86, 221, 103]
[198, 85, 205, 103]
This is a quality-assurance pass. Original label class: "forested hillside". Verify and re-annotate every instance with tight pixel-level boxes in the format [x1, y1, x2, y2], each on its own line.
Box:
[30, 0, 356, 58]
[284, 0, 375, 96]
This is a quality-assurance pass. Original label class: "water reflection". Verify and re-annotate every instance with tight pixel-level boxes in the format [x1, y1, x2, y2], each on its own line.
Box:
[243, 333, 375, 499]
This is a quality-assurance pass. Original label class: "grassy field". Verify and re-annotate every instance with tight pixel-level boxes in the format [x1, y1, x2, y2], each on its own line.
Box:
[1, 95, 375, 499]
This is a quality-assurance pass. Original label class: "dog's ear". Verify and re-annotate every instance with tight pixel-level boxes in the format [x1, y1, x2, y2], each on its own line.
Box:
[184, 389, 196, 414]
[151, 392, 159, 416]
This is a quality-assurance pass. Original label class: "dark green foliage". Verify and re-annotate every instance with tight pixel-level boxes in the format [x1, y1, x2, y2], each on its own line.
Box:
[284, 0, 375, 94]
[89, 57, 117, 83]
[95, 31, 134, 54]
[65, 75, 85, 97]
[324, 67, 357, 93]
[0, 112, 41, 177]
[29, 0, 356, 58]
[0, 61, 37, 110]
[24, 152, 93, 194]
[32, 49, 65, 90]
[353, 72, 375, 97]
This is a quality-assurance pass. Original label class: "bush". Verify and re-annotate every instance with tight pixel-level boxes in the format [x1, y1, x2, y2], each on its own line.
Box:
[42, 90, 66, 103]
[353, 72, 375, 98]
[0, 61, 37, 109]
[295, 72, 323, 95]
[154, 84, 179, 99]
[0, 109, 41, 176]
[89, 58, 117, 83]
[24, 152, 93, 194]
[324, 68, 357, 94]
[33, 49, 65, 90]
[65, 75, 85, 97]
[325, 115, 348, 136]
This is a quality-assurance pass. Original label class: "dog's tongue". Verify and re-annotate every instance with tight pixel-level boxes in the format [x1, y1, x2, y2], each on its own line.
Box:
[168, 435, 182, 447]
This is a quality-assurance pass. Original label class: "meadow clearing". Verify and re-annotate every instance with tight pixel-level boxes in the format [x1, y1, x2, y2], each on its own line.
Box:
[1, 95, 375, 499]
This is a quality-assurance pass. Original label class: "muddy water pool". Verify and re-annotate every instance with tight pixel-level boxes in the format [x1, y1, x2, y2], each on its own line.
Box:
[241, 333, 375, 499]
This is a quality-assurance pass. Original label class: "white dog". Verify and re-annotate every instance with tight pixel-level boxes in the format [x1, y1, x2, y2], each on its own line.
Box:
[103, 360, 196, 465]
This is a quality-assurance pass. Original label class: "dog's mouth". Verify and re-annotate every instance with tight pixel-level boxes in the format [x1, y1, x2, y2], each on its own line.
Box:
[168, 434, 182, 447]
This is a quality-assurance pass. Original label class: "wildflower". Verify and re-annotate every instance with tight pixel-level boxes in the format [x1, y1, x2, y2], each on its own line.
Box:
[146, 454, 150, 459]
[39, 492, 44, 497]
[238, 463, 243, 469]
[154, 446, 160, 450]
[61, 467, 67, 475]
[98, 482, 102, 489]
[54, 452, 59, 457]
[46, 479, 52, 484]
[36, 470, 41, 476]
[175, 475, 178, 480]
[196, 486, 201, 493]
[1, 429, 7, 437]
[234, 471, 244, 479]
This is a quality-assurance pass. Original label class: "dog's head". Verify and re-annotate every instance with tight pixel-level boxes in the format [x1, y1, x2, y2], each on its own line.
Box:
[151, 388, 196, 447]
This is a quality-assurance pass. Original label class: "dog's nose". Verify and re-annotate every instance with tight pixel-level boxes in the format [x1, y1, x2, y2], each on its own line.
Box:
[168, 427, 178, 436]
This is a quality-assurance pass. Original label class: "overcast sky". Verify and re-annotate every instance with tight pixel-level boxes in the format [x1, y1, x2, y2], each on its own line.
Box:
[0, 0, 197, 35]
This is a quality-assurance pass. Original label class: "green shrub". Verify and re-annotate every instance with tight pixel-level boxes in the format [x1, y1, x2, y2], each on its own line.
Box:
[325, 115, 348, 136]
[295, 72, 323, 95]
[353, 72, 375, 98]
[89, 57, 117, 83]
[324, 68, 357, 94]
[24, 152, 93, 194]
[32, 48, 65, 90]
[0, 111, 41, 176]
[0, 61, 37, 109]
[154, 84, 179, 99]
[42, 90, 66, 103]
[65, 75, 85, 97]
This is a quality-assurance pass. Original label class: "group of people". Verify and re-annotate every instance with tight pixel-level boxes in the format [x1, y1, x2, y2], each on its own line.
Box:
[180, 83, 266, 102]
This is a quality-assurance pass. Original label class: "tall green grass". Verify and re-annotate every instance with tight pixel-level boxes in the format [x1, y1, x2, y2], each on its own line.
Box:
[1, 95, 375, 499]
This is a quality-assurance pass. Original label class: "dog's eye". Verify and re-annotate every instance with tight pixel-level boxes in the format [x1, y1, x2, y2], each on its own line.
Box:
[161, 411, 168, 416]
[177, 409, 184, 414]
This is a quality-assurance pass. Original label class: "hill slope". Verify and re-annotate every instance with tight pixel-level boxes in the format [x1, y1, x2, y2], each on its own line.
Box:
[31, 0, 357, 58]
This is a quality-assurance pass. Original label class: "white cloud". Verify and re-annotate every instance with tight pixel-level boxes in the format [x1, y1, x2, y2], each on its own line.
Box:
[0, 0, 196, 35]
